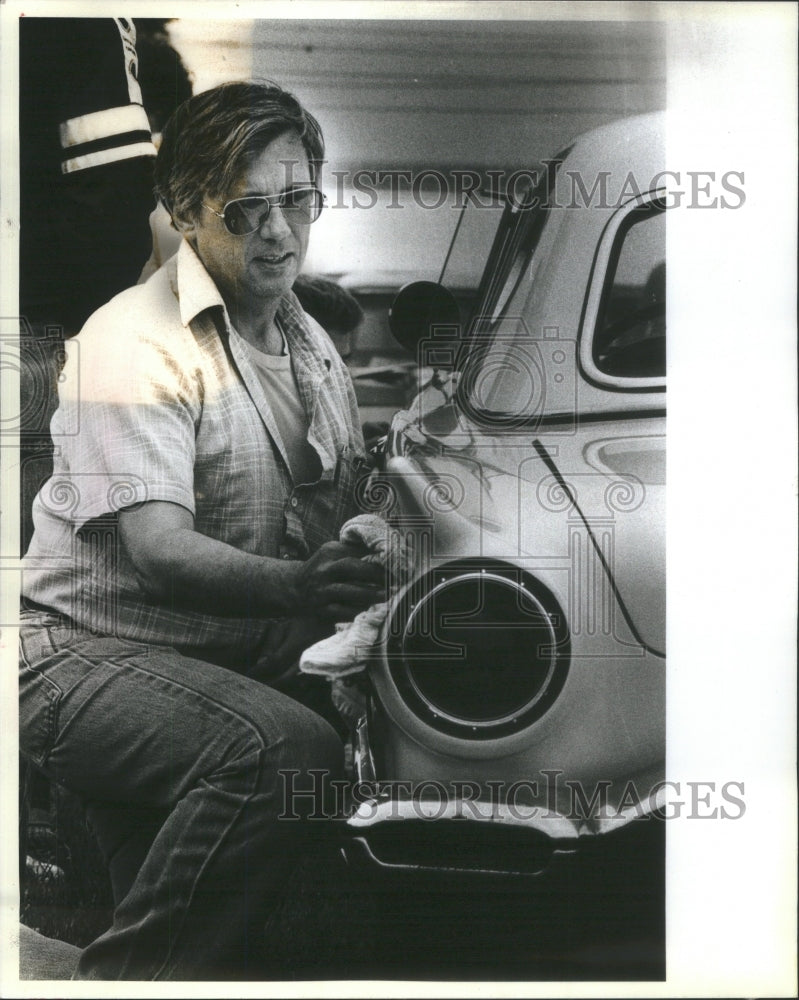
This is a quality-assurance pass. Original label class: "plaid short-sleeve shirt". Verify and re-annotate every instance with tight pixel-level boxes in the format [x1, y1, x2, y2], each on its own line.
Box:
[22, 241, 367, 663]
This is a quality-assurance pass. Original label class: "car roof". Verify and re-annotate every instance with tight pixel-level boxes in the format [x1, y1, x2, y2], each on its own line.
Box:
[557, 111, 666, 189]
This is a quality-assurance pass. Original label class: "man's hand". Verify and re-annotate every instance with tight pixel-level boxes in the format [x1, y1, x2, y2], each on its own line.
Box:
[294, 539, 386, 622]
[119, 501, 386, 622]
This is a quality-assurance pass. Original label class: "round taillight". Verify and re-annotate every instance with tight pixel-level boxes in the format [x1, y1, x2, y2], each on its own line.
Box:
[386, 562, 569, 739]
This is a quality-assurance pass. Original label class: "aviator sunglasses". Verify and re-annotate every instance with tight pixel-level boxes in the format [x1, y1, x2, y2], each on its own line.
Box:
[202, 185, 325, 236]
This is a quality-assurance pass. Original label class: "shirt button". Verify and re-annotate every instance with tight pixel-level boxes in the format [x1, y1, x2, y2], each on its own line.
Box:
[290, 497, 298, 508]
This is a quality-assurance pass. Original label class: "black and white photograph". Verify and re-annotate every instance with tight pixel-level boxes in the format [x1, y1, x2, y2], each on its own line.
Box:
[0, 1, 796, 994]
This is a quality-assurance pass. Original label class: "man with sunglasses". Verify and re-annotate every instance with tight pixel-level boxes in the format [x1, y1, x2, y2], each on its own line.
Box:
[20, 81, 383, 980]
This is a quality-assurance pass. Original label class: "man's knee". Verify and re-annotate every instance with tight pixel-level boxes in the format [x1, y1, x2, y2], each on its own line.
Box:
[220, 693, 343, 793]
[281, 707, 344, 779]
[268, 706, 344, 823]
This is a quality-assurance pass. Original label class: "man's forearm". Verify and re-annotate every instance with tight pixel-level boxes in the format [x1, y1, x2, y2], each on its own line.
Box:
[119, 500, 383, 622]
[123, 519, 303, 618]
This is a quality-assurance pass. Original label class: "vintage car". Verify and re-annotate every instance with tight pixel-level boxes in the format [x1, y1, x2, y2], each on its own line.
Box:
[339, 111, 667, 974]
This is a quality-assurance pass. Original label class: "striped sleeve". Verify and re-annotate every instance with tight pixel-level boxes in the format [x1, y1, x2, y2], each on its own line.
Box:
[57, 18, 157, 174]
[60, 103, 156, 174]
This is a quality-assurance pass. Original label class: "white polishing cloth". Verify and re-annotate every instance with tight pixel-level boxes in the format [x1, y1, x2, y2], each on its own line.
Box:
[299, 514, 410, 679]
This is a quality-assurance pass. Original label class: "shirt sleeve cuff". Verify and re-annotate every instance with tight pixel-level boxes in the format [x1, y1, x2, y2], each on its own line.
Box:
[37, 475, 196, 531]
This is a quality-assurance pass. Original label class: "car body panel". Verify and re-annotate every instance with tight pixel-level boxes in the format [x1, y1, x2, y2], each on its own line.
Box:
[347, 111, 667, 868]
[367, 426, 665, 806]
[461, 112, 666, 423]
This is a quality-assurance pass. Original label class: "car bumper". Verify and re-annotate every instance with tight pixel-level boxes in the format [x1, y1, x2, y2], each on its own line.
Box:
[341, 715, 666, 882]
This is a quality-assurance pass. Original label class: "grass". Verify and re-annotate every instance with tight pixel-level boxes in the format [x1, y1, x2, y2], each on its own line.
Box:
[21, 784, 114, 949]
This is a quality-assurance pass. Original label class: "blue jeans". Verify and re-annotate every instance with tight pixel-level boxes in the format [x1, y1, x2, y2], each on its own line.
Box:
[19, 610, 344, 980]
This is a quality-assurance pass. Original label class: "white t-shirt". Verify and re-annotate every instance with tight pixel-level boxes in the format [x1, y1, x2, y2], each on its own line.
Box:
[245, 336, 322, 485]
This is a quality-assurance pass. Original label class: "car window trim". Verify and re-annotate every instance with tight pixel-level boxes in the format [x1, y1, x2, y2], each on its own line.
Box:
[578, 189, 668, 393]
[468, 155, 568, 342]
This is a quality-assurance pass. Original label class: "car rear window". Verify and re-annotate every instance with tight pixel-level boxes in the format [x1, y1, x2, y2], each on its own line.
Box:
[593, 202, 666, 379]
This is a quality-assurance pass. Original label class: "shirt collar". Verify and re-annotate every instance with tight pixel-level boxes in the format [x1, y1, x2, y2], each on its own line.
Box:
[277, 292, 334, 383]
[170, 239, 334, 378]
[172, 239, 228, 328]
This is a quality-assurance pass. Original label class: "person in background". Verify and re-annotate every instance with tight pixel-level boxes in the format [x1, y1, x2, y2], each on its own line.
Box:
[292, 276, 392, 453]
[293, 273, 364, 361]
[134, 18, 194, 137]
[19, 17, 158, 335]
[19, 80, 381, 981]
[134, 19, 195, 284]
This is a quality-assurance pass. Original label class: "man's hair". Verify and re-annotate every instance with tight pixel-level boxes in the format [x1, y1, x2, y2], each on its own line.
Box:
[293, 275, 365, 335]
[154, 80, 324, 227]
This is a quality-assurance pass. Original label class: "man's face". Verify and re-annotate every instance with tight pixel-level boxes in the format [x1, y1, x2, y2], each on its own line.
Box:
[187, 131, 313, 312]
